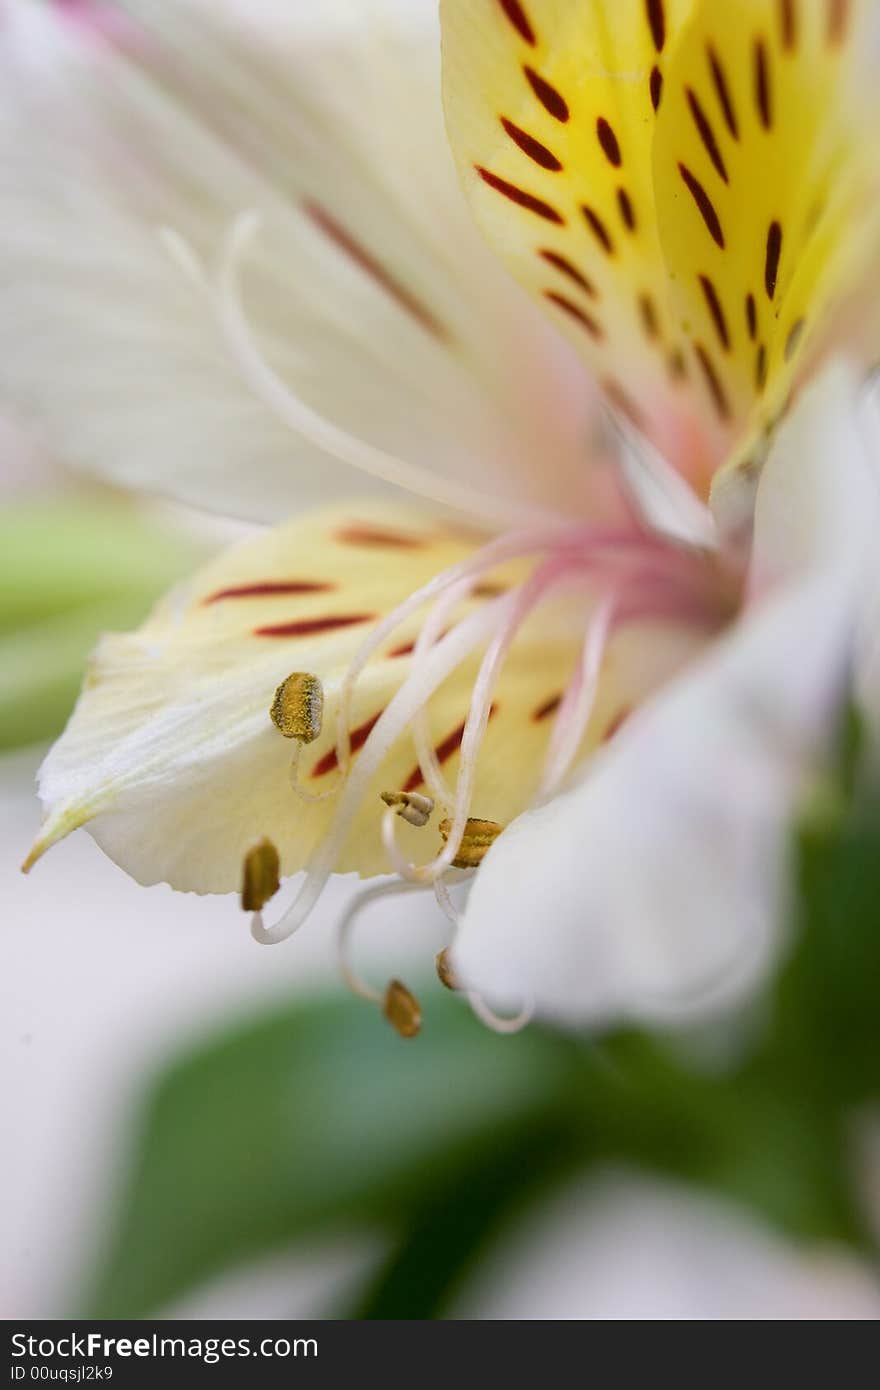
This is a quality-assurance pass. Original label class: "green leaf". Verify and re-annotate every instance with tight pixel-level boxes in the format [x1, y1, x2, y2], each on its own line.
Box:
[0, 497, 203, 748]
[84, 994, 584, 1318]
[84, 762, 880, 1317]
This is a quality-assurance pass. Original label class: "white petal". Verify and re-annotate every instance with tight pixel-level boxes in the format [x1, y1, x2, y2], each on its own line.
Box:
[455, 1172, 880, 1321]
[0, 0, 607, 527]
[453, 573, 856, 1027]
[751, 358, 880, 586]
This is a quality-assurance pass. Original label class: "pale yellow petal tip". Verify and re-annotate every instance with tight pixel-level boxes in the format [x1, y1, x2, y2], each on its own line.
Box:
[20, 807, 93, 874]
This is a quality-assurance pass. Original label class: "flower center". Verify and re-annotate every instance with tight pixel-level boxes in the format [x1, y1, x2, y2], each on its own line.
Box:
[243, 517, 740, 1035]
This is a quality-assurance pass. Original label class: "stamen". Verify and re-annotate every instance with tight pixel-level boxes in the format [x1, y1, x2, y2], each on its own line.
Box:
[380, 790, 434, 827]
[241, 838, 280, 913]
[382, 980, 423, 1039]
[435, 946, 461, 991]
[270, 672, 323, 741]
[268, 671, 332, 803]
[381, 558, 589, 885]
[438, 817, 503, 869]
[335, 878, 425, 1037]
[250, 595, 514, 944]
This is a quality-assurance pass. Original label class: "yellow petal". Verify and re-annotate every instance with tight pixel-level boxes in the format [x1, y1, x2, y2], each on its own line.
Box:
[441, 0, 879, 507]
[26, 501, 685, 894]
[441, 0, 711, 485]
[652, 0, 880, 524]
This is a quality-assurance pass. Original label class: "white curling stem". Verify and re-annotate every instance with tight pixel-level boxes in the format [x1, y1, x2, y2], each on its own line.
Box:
[336, 878, 428, 1004]
[537, 595, 616, 801]
[251, 595, 515, 944]
[215, 212, 559, 533]
[383, 560, 584, 884]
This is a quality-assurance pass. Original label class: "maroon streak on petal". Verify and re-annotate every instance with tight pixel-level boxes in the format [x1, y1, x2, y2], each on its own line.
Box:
[524, 66, 570, 122]
[335, 526, 424, 549]
[254, 613, 374, 638]
[498, 0, 536, 45]
[533, 693, 562, 722]
[204, 581, 333, 604]
[402, 705, 498, 793]
[311, 712, 382, 779]
[602, 706, 632, 741]
[476, 166, 565, 223]
[501, 117, 563, 171]
[304, 200, 448, 341]
[539, 250, 597, 297]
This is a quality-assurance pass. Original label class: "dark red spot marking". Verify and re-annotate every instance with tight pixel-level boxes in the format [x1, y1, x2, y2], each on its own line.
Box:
[646, 0, 666, 52]
[255, 613, 374, 639]
[746, 292, 758, 340]
[204, 580, 333, 604]
[754, 38, 772, 129]
[336, 526, 423, 549]
[785, 317, 806, 361]
[402, 705, 499, 793]
[501, 117, 563, 171]
[708, 44, 739, 139]
[699, 275, 730, 350]
[828, 0, 851, 45]
[311, 712, 382, 779]
[524, 66, 569, 122]
[544, 291, 603, 340]
[476, 166, 564, 223]
[602, 706, 632, 742]
[668, 349, 688, 380]
[679, 164, 725, 248]
[472, 582, 508, 598]
[582, 204, 615, 255]
[389, 638, 417, 659]
[765, 220, 783, 299]
[650, 65, 664, 112]
[694, 343, 731, 419]
[686, 87, 728, 183]
[304, 201, 446, 341]
[603, 378, 646, 429]
[498, 0, 536, 45]
[539, 249, 597, 297]
[779, 0, 797, 49]
[639, 292, 660, 341]
[533, 694, 562, 722]
[596, 117, 622, 167]
[756, 343, 768, 391]
[617, 188, 637, 232]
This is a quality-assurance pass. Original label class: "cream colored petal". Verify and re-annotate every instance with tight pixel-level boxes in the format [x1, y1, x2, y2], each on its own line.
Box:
[26, 500, 643, 895]
[0, 0, 611, 526]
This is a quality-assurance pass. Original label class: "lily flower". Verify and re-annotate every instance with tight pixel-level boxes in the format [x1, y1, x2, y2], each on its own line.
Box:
[2, 0, 879, 1031]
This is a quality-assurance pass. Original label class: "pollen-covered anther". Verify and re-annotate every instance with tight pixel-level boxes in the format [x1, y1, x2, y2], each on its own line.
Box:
[382, 979, 422, 1039]
[241, 837, 280, 912]
[380, 790, 434, 828]
[438, 817, 503, 869]
[269, 672, 324, 743]
[435, 947, 461, 992]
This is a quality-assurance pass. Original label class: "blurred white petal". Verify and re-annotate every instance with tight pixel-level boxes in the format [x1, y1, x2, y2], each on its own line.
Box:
[0, 0, 608, 526]
[453, 366, 879, 1025]
[455, 1173, 880, 1321]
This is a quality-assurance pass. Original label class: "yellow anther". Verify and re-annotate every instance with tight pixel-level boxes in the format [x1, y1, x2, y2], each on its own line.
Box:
[380, 790, 434, 828]
[438, 817, 503, 870]
[241, 837, 280, 912]
[270, 672, 324, 743]
[435, 947, 460, 992]
[382, 979, 422, 1039]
